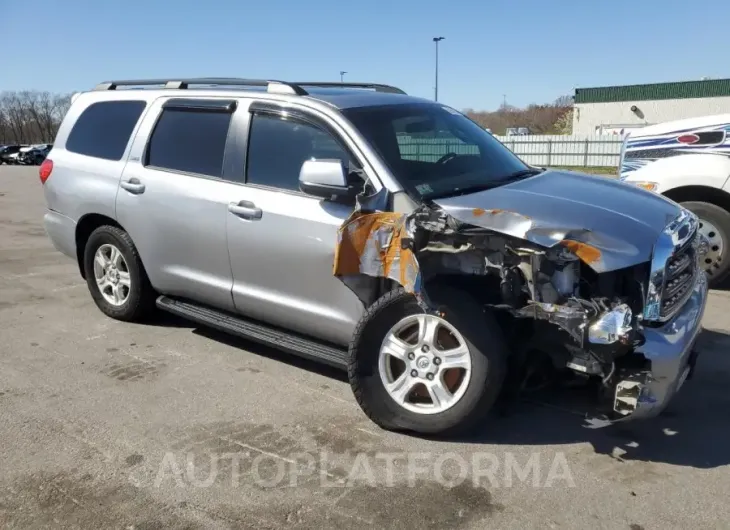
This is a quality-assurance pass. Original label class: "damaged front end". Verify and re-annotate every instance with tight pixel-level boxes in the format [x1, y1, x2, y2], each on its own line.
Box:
[333, 192, 708, 425]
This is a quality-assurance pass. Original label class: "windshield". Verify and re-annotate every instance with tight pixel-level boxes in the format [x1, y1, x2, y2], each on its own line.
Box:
[342, 102, 531, 199]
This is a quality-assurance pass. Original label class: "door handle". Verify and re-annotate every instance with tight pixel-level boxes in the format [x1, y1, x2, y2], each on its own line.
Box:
[228, 200, 262, 220]
[120, 178, 146, 194]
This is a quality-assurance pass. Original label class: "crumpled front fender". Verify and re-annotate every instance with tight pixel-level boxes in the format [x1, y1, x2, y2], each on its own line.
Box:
[333, 210, 423, 302]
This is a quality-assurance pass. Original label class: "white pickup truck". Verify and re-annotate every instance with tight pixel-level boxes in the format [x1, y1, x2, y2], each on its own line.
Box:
[619, 113, 730, 287]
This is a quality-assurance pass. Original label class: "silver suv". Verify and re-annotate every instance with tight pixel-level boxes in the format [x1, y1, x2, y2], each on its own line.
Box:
[41, 78, 708, 436]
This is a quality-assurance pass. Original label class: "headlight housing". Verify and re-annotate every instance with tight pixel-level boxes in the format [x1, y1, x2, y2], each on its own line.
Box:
[588, 304, 633, 344]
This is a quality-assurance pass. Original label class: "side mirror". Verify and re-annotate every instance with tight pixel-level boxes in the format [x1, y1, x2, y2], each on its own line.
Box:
[299, 159, 356, 201]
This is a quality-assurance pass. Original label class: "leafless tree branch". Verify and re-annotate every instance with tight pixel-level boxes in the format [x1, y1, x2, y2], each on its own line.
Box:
[0, 91, 71, 144]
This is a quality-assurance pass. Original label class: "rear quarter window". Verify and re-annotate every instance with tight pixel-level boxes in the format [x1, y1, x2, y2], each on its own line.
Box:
[66, 100, 147, 160]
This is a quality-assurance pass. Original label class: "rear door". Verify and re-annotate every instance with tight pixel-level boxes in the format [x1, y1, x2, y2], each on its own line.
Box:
[225, 103, 367, 346]
[116, 97, 242, 310]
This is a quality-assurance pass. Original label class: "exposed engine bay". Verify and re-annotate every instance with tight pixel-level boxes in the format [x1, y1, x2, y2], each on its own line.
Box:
[333, 197, 704, 423]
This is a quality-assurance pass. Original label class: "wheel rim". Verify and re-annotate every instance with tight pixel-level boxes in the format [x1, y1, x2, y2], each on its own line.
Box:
[698, 217, 724, 275]
[378, 313, 472, 415]
[93, 244, 131, 306]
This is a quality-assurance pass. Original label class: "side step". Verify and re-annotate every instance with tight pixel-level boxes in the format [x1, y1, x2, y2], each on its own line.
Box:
[156, 296, 349, 370]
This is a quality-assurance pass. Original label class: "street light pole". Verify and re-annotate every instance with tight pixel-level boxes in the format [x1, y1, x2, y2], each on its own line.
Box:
[432, 37, 445, 101]
[340, 71, 347, 83]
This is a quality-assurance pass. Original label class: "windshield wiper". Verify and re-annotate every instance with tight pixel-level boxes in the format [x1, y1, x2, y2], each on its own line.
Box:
[500, 167, 544, 181]
[426, 182, 501, 199]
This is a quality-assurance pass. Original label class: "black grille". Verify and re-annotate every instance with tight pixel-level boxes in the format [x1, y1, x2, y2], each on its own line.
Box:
[661, 231, 698, 318]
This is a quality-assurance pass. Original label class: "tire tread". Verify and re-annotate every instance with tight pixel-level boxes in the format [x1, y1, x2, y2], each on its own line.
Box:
[348, 286, 508, 436]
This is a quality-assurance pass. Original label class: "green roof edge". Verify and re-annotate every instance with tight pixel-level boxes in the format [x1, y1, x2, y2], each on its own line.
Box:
[574, 79, 730, 104]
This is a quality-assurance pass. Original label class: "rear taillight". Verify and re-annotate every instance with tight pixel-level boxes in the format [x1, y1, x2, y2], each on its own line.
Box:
[39, 159, 53, 184]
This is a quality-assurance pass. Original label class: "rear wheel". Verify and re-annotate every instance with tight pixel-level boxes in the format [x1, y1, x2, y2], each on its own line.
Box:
[681, 201, 730, 287]
[83, 225, 155, 321]
[348, 286, 508, 436]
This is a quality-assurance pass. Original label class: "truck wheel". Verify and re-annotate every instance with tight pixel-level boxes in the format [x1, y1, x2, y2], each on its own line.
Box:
[681, 201, 730, 287]
[348, 285, 508, 436]
[83, 225, 156, 322]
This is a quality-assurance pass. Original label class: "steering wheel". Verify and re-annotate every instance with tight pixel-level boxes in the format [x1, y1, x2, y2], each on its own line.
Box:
[436, 152, 458, 164]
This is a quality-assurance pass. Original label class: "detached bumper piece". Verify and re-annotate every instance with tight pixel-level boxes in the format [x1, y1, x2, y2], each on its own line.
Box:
[610, 272, 707, 421]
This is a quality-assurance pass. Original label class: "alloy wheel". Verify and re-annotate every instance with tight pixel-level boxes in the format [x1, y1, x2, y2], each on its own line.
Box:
[93, 244, 131, 306]
[378, 313, 472, 415]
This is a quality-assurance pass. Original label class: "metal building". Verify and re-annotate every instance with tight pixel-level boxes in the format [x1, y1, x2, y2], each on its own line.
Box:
[572, 78, 730, 135]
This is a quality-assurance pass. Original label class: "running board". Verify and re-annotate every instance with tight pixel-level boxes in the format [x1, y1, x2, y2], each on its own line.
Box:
[156, 296, 348, 369]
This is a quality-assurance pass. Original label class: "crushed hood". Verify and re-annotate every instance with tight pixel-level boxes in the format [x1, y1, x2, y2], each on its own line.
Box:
[432, 170, 682, 272]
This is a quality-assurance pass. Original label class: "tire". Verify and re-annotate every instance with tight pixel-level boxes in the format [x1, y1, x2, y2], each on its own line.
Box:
[348, 285, 508, 437]
[680, 201, 730, 287]
[83, 225, 156, 322]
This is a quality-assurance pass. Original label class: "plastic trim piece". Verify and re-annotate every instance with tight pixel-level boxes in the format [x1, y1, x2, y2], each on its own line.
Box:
[162, 98, 238, 113]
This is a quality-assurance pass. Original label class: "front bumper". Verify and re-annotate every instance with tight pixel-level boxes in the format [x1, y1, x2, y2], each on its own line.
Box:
[612, 271, 708, 422]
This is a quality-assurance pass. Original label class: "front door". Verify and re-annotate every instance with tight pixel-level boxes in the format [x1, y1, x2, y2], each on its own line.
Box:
[226, 106, 366, 346]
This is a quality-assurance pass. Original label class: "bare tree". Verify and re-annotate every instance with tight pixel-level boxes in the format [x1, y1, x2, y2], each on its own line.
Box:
[553, 94, 574, 107]
[0, 91, 71, 145]
[465, 94, 573, 135]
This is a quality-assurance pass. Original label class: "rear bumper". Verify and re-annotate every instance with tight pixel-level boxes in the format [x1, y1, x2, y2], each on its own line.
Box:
[612, 271, 708, 421]
[43, 209, 77, 260]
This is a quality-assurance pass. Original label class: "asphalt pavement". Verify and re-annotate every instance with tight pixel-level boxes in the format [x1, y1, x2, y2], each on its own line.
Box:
[1, 165, 729, 529]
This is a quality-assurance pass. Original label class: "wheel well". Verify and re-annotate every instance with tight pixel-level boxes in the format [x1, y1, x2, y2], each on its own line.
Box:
[75, 214, 123, 278]
[663, 185, 730, 212]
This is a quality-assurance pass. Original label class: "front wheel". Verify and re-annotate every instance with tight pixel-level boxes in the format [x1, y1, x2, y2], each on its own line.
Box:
[348, 286, 508, 437]
[681, 201, 730, 287]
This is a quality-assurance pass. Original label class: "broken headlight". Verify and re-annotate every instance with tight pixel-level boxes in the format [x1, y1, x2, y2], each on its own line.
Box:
[697, 232, 710, 258]
[588, 304, 633, 345]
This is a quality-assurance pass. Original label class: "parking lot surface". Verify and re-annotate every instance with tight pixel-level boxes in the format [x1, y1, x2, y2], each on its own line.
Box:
[2, 165, 730, 529]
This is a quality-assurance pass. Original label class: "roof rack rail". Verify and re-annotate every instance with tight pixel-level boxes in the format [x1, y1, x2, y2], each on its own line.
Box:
[291, 82, 406, 95]
[92, 78, 407, 96]
[92, 78, 307, 95]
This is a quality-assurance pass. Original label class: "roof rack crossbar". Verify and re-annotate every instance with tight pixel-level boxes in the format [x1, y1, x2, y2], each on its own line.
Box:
[92, 78, 407, 96]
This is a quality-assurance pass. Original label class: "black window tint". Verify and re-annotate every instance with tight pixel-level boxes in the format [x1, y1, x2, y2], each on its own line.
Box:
[246, 114, 349, 191]
[67, 101, 146, 160]
[146, 108, 232, 177]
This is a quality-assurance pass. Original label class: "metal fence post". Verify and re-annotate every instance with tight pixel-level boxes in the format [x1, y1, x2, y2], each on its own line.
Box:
[547, 138, 552, 167]
[584, 138, 589, 167]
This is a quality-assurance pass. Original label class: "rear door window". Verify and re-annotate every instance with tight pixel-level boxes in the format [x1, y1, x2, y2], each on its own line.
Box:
[145, 106, 232, 178]
[66, 100, 146, 160]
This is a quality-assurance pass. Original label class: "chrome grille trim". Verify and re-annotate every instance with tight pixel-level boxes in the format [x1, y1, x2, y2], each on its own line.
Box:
[644, 209, 700, 322]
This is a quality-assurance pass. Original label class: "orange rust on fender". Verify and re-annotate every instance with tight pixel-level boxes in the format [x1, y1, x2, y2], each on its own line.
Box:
[333, 211, 420, 292]
[332, 212, 386, 276]
[471, 208, 527, 218]
[560, 240, 602, 265]
[472, 207, 508, 216]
